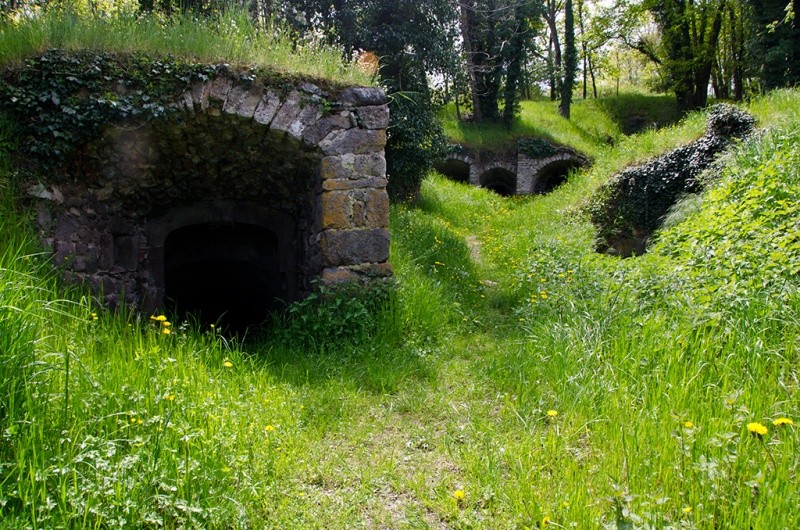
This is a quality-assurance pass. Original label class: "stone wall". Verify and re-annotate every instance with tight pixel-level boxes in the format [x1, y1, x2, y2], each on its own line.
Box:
[436, 141, 588, 196]
[27, 73, 392, 313]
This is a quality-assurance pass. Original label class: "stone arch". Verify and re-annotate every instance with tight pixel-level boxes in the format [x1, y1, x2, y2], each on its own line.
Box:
[479, 166, 517, 196]
[435, 156, 472, 182]
[33, 73, 393, 324]
[533, 158, 582, 194]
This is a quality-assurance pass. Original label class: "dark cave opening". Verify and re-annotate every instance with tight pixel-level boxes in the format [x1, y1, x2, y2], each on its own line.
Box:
[534, 161, 580, 194]
[435, 159, 471, 182]
[479, 167, 517, 196]
[164, 223, 290, 334]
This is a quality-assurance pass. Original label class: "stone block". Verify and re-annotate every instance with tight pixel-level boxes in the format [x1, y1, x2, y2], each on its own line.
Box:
[270, 91, 303, 135]
[321, 190, 353, 230]
[208, 77, 233, 106]
[319, 129, 387, 156]
[364, 189, 389, 228]
[339, 87, 387, 106]
[320, 153, 386, 180]
[321, 228, 390, 266]
[356, 105, 390, 129]
[302, 112, 353, 146]
[321, 177, 388, 191]
[222, 85, 249, 115]
[321, 262, 393, 284]
[253, 91, 281, 125]
[190, 82, 209, 110]
[113, 235, 139, 271]
[100, 233, 114, 270]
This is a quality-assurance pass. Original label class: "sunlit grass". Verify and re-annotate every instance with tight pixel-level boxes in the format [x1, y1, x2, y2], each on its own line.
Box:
[0, 8, 372, 85]
[1, 90, 799, 527]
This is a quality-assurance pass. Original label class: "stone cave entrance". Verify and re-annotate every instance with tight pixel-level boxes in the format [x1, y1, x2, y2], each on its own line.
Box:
[160, 220, 297, 334]
[479, 167, 517, 196]
[533, 160, 580, 194]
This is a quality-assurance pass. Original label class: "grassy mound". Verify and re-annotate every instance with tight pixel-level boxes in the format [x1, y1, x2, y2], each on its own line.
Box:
[0, 8, 371, 85]
[1, 90, 798, 528]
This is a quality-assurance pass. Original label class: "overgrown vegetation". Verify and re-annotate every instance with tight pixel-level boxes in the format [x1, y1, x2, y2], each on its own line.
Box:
[2, 68, 798, 529]
[0, 7, 371, 85]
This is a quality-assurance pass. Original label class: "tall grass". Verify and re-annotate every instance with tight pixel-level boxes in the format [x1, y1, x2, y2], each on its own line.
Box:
[0, 8, 372, 85]
[1, 91, 799, 527]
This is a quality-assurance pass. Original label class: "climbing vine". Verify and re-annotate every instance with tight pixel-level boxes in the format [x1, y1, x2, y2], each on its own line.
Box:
[0, 49, 216, 170]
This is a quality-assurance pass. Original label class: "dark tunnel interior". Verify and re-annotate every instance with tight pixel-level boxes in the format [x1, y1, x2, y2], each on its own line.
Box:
[164, 223, 289, 334]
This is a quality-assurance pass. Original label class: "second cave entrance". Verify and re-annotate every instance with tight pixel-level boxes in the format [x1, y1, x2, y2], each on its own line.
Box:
[163, 223, 295, 333]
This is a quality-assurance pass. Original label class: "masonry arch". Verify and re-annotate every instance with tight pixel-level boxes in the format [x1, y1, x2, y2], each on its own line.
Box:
[479, 166, 517, 196]
[436, 158, 471, 182]
[533, 159, 582, 194]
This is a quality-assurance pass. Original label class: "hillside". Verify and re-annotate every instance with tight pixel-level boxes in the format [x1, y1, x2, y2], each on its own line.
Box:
[1, 89, 799, 528]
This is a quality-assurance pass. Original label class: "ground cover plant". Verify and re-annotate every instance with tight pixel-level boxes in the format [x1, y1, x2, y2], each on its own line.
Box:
[2, 81, 798, 528]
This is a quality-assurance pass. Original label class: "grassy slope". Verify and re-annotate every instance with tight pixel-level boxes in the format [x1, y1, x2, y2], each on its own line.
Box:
[0, 9, 372, 85]
[1, 82, 799, 529]
[439, 93, 682, 158]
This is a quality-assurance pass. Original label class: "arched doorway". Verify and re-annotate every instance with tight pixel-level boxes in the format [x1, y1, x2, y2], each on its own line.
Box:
[479, 167, 517, 196]
[534, 160, 580, 194]
[163, 223, 290, 332]
[435, 158, 471, 182]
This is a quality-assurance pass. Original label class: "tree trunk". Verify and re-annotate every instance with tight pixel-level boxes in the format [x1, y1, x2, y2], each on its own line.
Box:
[560, 0, 577, 118]
[459, 0, 484, 121]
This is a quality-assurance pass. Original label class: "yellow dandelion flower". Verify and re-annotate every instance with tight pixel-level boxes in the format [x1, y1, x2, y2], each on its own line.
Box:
[90, 312, 98, 321]
[151, 315, 167, 322]
[130, 417, 137, 423]
[453, 489, 465, 502]
[162, 328, 171, 335]
[161, 321, 171, 327]
[683, 421, 694, 429]
[683, 506, 692, 514]
[265, 425, 276, 432]
[747, 422, 768, 437]
[541, 515, 551, 527]
[773, 417, 794, 427]
[223, 360, 233, 368]
[137, 419, 143, 425]
[166, 394, 175, 401]
[547, 410, 558, 417]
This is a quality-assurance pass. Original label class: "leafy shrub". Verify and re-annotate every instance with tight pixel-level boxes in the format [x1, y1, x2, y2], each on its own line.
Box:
[275, 281, 396, 351]
[588, 104, 754, 257]
[385, 89, 448, 202]
[0, 49, 215, 167]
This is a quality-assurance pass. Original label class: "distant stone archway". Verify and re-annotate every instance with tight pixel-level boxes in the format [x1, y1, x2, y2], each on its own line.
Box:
[435, 157, 472, 182]
[532, 159, 582, 194]
[479, 166, 517, 196]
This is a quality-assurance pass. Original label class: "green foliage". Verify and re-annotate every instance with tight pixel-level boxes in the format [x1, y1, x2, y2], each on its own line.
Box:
[653, 124, 800, 300]
[518, 137, 558, 158]
[386, 89, 448, 201]
[0, 8, 371, 85]
[0, 49, 214, 165]
[276, 281, 397, 352]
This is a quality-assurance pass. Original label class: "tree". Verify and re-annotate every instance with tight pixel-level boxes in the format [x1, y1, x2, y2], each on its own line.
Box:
[559, 0, 577, 117]
[748, 0, 800, 89]
[459, 0, 543, 123]
[648, 0, 728, 111]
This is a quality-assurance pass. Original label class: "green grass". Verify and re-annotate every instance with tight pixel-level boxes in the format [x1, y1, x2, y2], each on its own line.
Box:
[0, 8, 372, 85]
[2, 91, 799, 528]
[439, 93, 683, 158]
